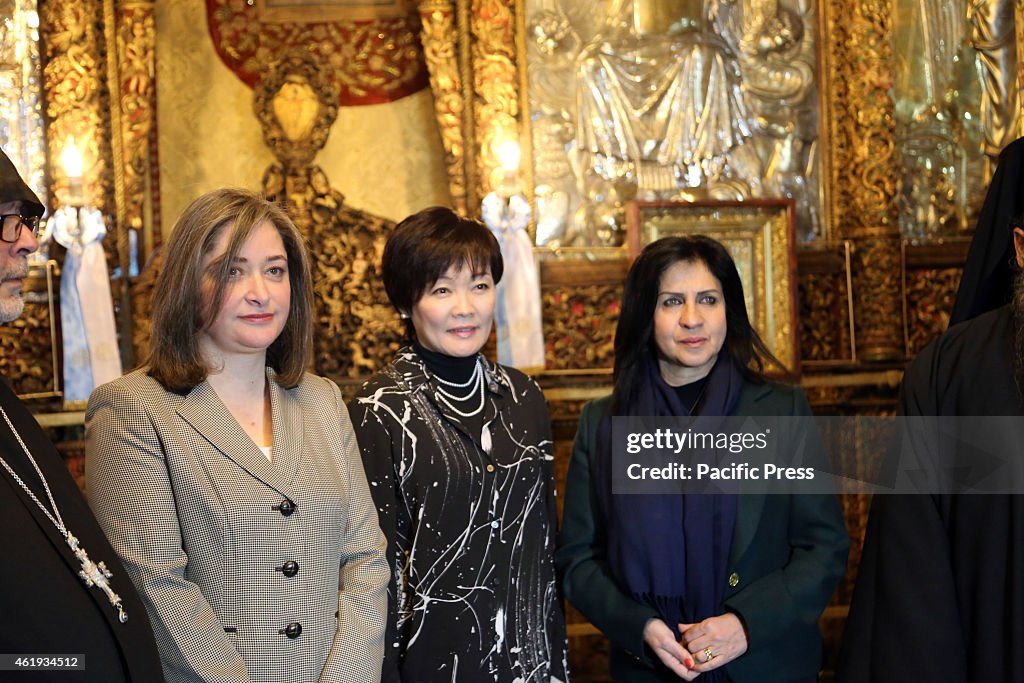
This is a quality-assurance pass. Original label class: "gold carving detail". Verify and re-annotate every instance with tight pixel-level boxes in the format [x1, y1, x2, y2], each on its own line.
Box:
[903, 266, 962, 356]
[822, 0, 903, 360]
[417, 0, 468, 212]
[470, 0, 519, 198]
[541, 284, 620, 371]
[41, 0, 111, 213]
[797, 244, 855, 364]
[0, 264, 59, 399]
[264, 165, 405, 379]
[799, 272, 850, 362]
[114, 2, 158, 248]
[254, 51, 405, 380]
[130, 246, 161, 365]
[824, 0, 898, 234]
[851, 237, 903, 361]
[1019, 0, 1024, 102]
[253, 51, 340, 168]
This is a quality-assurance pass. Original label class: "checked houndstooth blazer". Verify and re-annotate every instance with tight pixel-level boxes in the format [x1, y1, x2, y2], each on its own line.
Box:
[85, 367, 388, 683]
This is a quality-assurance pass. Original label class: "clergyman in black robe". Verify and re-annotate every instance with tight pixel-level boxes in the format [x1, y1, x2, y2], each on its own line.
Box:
[838, 137, 1024, 683]
[838, 303, 1024, 682]
[0, 148, 164, 681]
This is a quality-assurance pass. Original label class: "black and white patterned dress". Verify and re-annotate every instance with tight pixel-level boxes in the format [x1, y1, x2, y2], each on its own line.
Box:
[349, 349, 569, 683]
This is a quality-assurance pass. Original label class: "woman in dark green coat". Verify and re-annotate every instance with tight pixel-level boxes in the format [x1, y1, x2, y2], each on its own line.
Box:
[556, 236, 849, 683]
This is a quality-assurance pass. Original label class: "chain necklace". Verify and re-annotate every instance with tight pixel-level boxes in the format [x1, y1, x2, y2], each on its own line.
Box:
[0, 404, 128, 623]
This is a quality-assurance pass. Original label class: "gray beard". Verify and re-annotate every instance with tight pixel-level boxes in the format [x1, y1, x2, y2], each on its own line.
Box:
[0, 294, 24, 323]
[0, 256, 29, 323]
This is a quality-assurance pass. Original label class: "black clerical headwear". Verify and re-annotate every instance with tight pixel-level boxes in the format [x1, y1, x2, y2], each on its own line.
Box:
[950, 137, 1024, 325]
[0, 148, 44, 218]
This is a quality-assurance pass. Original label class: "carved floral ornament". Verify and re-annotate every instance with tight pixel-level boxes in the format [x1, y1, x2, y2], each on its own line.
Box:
[205, 0, 428, 106]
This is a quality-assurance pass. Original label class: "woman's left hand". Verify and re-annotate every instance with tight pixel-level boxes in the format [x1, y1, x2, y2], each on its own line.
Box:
[678, 613, 748, 673]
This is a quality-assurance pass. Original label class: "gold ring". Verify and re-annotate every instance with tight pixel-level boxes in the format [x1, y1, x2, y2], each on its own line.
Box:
[703, 647, 715, 663]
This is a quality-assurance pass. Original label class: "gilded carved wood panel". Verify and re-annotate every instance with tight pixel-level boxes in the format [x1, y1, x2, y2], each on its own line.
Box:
[821, 0, 904, 362]
[540, 258, 627, 371]
[798, 244, 855, 364]
[542, 284, 620, 371]
[113, 1, 159, 257]
[904, 266, 963, 355]
[469, 0, 519, 200]
[418, 0, 470, 212]
[41, 1, 113, 216]
[0, 265, 59, 401]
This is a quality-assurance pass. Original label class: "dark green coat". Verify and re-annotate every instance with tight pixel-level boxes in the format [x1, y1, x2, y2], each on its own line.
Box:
[556, 381, 849, 683]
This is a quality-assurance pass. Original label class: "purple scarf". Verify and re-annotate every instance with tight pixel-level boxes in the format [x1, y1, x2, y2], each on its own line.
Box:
[594, 353, 742, 681]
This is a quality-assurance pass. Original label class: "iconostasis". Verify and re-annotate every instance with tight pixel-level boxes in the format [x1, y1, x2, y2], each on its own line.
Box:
[2, 1, 1023, 676]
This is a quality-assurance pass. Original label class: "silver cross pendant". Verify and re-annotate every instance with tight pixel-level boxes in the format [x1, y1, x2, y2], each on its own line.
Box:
[66, 533, 128, 623]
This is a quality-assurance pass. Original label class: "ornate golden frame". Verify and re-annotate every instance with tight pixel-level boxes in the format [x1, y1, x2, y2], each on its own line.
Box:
[252, 50, 340, 168]
[626, 199, 800, 374]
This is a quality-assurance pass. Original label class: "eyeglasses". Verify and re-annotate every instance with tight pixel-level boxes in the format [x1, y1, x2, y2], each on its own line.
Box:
[0, 214, 41, 243]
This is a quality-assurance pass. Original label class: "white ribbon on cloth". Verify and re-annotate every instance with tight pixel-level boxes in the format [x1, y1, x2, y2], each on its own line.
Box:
[481, 193, 545, 371]
[52, 207, 123, 402]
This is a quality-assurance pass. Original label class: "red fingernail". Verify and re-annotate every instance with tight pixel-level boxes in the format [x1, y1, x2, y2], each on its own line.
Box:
[685, 658, 694, 668]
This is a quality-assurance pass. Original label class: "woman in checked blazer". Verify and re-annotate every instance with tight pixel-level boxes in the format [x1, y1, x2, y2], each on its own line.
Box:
[85, 188, 389, 683]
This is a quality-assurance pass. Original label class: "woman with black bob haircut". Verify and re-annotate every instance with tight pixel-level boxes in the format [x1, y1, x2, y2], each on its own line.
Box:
[557, 235, 849, 683]
[349, 206, 569, 682]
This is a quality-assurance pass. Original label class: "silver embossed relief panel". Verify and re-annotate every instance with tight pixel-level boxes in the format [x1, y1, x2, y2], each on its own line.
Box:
[525, 0, 825, 246]
[0, 0, 47, 210]
[891, 0, 1019, 239]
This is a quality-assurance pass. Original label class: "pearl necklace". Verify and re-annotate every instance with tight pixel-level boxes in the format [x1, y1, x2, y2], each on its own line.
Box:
[433, 361, 480, 390]
[0, 404, 128, 623]
[434, 359, 486, 417]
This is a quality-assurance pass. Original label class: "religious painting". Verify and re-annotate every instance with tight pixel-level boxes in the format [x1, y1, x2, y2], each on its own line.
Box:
[522, 0, 827, 248]
[626, 199, 799, 373]
[255, 0, 409, 22]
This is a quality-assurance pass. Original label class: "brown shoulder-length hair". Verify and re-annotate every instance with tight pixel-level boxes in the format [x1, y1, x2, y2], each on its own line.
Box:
[147, 188, 313, 391]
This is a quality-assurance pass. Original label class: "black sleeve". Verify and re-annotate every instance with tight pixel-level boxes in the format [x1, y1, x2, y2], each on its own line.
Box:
[348, 392, 404, 683]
